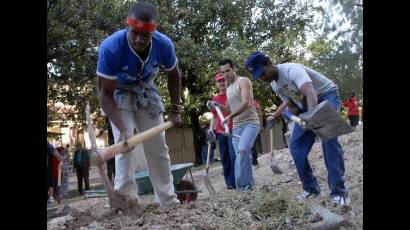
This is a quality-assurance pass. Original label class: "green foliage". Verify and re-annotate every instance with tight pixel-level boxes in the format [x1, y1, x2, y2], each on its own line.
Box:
[305, 0, 363, 100]
[47, 0, 129, 127]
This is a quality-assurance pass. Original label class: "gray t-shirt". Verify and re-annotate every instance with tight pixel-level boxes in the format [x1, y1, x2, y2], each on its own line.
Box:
[270, 63, 337, 108]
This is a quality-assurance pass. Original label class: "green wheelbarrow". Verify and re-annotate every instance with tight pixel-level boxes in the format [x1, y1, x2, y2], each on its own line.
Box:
[135, 162, 201, 202]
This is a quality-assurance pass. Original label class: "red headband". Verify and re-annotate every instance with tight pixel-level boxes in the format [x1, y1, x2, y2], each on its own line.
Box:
[126, 17, 158, 32]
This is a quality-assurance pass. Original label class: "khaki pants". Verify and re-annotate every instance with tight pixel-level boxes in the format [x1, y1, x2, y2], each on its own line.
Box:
[110, 109, 178, 206]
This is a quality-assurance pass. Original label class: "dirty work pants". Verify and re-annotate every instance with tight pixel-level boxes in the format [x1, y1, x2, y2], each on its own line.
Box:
[75, 166, 89, 193]
[290, 90, 347, 197]
[232, 123, 260, 191]
[216, 133, 236, 188]
[110, 109, 178, 206]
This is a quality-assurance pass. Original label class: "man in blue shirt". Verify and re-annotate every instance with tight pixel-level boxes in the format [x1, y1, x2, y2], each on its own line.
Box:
[96, 2, 182, 207]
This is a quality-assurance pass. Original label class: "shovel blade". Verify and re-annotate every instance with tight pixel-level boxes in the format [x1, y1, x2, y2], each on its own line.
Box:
[204, 172, 216, 195]
[270, 159, 283, 174]
[299, 101, 353, 140]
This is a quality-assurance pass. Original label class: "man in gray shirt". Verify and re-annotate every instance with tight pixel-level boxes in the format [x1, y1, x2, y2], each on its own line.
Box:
[244, 51, 349, 206]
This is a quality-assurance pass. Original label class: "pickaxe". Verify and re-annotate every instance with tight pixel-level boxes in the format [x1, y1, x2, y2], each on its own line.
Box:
[86, 102, 174, 209]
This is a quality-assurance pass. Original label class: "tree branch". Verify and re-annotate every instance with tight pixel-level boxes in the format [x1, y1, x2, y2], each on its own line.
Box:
[334, 28, 357, 40]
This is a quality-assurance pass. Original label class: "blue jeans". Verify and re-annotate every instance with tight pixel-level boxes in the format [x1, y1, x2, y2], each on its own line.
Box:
[290, 90, 347, 197]
[216, 133, 236, 188]
[201, 144, 214, 165]
[232, 123, 260, 191]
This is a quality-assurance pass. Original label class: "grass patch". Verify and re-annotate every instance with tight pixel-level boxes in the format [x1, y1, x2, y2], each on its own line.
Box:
[253, 187, 311, 229]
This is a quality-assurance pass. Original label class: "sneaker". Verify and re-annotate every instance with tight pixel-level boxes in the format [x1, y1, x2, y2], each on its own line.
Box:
[331, 195, 351, 206]
[166, 199, 181, 207]
[295, 190, 321, 201]
[237, 185, 253, 192]
[48, 197, 55, 203]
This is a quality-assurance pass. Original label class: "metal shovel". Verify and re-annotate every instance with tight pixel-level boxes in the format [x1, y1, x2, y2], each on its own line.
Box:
[204, 137, 216, 195]
[282, 100, 352, 140]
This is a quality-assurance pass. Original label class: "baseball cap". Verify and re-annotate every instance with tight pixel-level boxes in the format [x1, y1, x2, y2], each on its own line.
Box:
[214, 72, 224, 81]
[244, 51, 269, 80]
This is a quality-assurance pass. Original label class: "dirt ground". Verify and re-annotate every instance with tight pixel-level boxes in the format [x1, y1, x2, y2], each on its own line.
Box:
[48, 125, 363, 229]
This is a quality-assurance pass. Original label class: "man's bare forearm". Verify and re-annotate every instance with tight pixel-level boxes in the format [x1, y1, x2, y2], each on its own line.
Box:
[210, 117, 216, 130]
[299, 82, 318, 111]
[167, 66, 181, 105]
[306, 94, 317, 111]
[274, 102, 288, 117]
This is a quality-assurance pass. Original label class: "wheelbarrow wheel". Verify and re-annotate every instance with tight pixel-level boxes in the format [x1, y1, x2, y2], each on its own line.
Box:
[176, 180, 198, 202]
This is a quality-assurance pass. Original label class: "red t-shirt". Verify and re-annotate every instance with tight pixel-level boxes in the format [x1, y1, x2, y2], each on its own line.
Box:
[211, 93, 233, 133]
[50, 155, 61, 179]
[343, 96, 359, 116]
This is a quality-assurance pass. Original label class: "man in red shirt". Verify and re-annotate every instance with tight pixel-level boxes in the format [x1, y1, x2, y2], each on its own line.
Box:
[342, 92, 360, 129]
[209, 73, 236, 189]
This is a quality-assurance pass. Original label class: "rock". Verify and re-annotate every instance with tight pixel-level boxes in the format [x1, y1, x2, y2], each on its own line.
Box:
[308, 204, 344, 230]
[309, 213, 323, 223]
[47, 205, 72, 219]
[280, 177, 292, 183]
[47, 215, 74, 230]
[243, 211, 252, 219]
[285, 218, 292, 224]
[242, 210, 254, 225]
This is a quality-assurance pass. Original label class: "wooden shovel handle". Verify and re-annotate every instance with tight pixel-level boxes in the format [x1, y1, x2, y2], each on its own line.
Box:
[100, 121, 174, 161]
